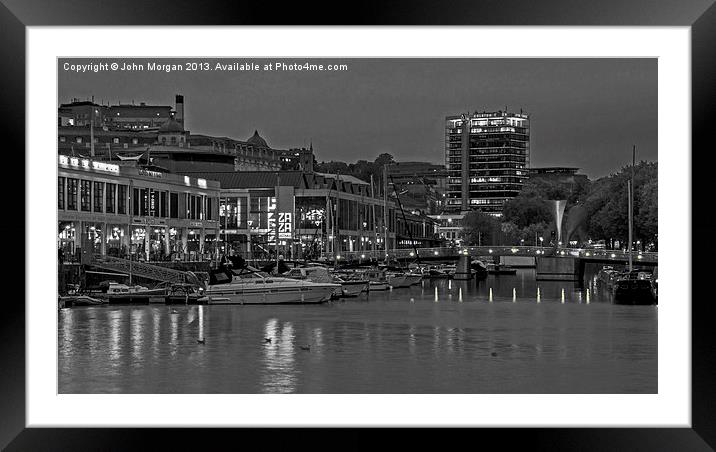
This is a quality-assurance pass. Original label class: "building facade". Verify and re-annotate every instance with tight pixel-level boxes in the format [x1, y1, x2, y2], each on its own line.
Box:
[190, 171, 439, 261]
[58, 155, 220, 263]
[445, 110, 530, 216]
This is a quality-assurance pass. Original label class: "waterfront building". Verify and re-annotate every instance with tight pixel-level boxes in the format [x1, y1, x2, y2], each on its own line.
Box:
[190, 170, 439, 260]
[445, 110, 530, 216]
[57, 154, 220, 263]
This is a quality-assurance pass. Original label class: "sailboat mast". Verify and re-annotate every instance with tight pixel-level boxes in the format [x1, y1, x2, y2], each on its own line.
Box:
[629, 145, 636, 271]
[383, 164, 389, 263]
[370, 174, 376, 258]
[275, 172, 280, 274]
[390, 175, 421, 266]
[628, 180, 633, 272]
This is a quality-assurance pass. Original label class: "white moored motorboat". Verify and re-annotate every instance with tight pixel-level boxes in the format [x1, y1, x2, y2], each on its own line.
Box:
[201, 266, 339, 305]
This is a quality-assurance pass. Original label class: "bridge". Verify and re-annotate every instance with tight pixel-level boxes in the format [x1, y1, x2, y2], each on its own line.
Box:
[333, 246, 657, 265]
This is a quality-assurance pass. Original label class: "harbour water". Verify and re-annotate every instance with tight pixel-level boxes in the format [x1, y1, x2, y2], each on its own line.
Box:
[58, 267, 657, 393]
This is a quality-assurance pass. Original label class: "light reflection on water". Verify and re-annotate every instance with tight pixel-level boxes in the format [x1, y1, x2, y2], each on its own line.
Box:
[58, 268, 657, 394]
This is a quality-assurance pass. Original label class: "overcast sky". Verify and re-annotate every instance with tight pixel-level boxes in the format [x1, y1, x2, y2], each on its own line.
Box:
[59, 58, 656, 179]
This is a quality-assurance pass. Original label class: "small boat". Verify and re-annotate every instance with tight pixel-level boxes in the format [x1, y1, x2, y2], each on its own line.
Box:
[612, 270, 655, 304]
[361, 269, 390, 291]
[162, 283, 206, 305]
[100, 282, 167, 304]
[486, 263, 517, 275]
[419, 265, 452, 279]
[202, 266, 339, 305]
[58, 295, 106, 308]
[386, 272, 423, 288]
[596, 266, 620, 288]
[471, 260, 488, 279]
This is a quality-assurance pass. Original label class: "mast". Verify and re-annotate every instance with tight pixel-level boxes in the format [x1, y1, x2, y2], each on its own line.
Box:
[370, 174, 376, 258]
[275, 172, 280, 274]
[383, 164, 389, 263]
[628, 145, 636, 271]
[628, 180, 633, 272]
[334, 173, 340, 270]
[390, 175, 421, 266]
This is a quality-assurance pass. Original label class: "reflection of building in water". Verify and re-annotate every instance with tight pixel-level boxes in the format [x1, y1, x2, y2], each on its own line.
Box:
[57, 154, 220, 263]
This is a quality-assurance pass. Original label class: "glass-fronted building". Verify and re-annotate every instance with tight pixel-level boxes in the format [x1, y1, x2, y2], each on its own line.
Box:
[193, 171, 440, 261]
[445, 110, 530, 216]
[57, 155, 220, 263]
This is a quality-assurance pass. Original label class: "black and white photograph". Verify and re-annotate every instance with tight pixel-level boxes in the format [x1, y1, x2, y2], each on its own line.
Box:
[56, 57, 658, 394]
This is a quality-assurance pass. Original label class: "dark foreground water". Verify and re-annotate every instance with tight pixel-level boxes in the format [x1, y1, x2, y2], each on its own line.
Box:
[58, 268, 657, 393]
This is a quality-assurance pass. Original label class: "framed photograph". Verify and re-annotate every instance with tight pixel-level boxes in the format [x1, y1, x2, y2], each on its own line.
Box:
[3, 0, 713, 449]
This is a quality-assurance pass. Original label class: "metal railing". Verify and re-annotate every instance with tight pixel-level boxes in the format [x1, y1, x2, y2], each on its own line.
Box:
[332, 246, 657, 264]
[91, 255, 189, 283]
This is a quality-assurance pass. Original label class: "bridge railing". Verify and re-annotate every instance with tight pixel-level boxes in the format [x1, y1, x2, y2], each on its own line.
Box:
[332, 246, 657, 263]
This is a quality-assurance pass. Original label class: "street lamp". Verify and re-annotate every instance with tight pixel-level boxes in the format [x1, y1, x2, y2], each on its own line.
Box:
[539, 237, 544, 248]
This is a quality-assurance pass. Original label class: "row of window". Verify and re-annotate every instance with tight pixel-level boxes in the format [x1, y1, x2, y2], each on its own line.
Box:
[58, 176, 214, 220]
[59, 136, 142, 145]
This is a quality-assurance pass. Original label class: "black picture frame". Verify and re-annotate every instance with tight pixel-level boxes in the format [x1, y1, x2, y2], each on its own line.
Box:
[2, 1, 713, 449]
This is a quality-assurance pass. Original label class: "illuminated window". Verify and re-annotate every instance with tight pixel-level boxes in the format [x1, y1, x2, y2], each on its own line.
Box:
[117, 185, 127, 214]
[106, 183, 116, 214]
[58, 177, 65, 210]
[93, 181, 104, 212]
[67, 179, 78, 210]
[80, 180, 91, 212]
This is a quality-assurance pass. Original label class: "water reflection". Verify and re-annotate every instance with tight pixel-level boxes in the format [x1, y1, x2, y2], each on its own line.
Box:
[58, 266, 657, 394]
[261, 318, 297, 393]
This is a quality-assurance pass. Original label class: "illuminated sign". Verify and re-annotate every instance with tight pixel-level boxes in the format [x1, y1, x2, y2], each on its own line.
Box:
[197, 178, 207, 188]
[92, 161, 119, 173]
[58, 155, 119, 173]
[277, 212, 293, 239]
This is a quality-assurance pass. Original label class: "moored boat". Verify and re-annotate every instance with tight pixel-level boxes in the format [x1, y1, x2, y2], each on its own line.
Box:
[612, 270, 655, 305]
[100, 282, 167, 304]
[202, 266, 339, 305]
[361, 269, 390, 291]
[387, 272, 423, 288]
[486, 262, 517, 275]
[284, 266, 368, 298]
[59, 295, 106, 308]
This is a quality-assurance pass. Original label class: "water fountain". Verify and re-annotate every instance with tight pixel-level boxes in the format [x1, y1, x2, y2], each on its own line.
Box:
[552, 200, 567, 246]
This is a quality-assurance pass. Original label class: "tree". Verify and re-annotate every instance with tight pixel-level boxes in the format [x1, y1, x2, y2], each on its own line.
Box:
[374, 153, 395, 167]
[462, 211, 501, 245]
[582, 161, 657, 247]
[502, 195, 552, 229]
